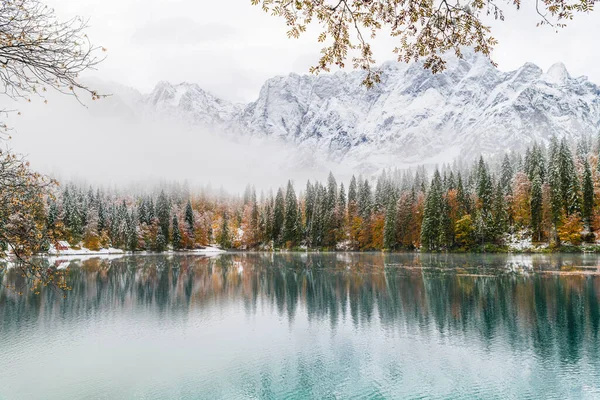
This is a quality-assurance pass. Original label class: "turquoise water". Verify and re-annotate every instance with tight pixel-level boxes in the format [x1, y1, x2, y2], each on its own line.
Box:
[1, 253, 600, 399]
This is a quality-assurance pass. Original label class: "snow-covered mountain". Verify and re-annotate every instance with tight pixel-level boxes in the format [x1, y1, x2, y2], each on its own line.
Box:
[89, 49, 600, 170]
[145, 81, 242, 126]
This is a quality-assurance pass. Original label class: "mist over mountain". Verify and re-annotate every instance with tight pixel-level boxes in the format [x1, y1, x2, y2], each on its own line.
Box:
[5, 48, 600, 187]
[115, 49, 600, 167]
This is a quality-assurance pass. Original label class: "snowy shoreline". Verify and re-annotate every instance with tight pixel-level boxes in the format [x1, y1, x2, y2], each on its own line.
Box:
[41, 245, 226, 258]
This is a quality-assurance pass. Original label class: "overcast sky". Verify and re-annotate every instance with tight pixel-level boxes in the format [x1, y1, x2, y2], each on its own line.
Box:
[46, 0, 600, 103]
[5, 0, 600, 191]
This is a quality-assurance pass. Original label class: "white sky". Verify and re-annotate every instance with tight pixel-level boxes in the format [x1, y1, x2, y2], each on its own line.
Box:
[5, 0, 600, 191]
[45, 0, 600, 103]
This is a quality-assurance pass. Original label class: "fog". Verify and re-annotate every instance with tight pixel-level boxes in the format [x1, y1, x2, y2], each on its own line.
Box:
[3, 88, 343, 193]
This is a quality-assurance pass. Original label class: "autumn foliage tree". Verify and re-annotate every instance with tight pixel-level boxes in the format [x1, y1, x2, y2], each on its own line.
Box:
[0, 0, 104, 110]
[0, 0, 104, 295]
[253, 0, 594, 86]
[0, 150, 69, 294]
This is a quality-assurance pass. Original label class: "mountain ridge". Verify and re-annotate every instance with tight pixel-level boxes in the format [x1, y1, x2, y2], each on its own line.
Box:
[88, 49, 600, 170]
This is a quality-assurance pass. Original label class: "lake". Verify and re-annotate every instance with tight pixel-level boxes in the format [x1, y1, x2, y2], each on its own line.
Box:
[1, 253, 599, 399]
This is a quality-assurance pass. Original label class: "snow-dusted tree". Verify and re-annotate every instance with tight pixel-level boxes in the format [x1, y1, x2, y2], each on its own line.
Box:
[358, 179, 372, 220]
[500, 154, 514, 195]
[273, 188, 285, 246]
[156, 191, 171, 241]
[383, 198, 397, 250]
[172, 215, 182, 250]
[217, 212, 232, 249]
[283, 181, 299, 247]
[421, 170, 444, 251]
[475, 157, 494, 242]
[184, 200, 194, 233]
[582, 158, 594, 231]
[0, 150, 68, 293]
[127, 210, 139, 251]
[348, 175, 358, 218]
[530, 174, 543, 242]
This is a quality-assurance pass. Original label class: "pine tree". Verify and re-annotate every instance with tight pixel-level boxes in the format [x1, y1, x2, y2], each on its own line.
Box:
[500, 154, 514, 195]
[582, 158, 594, 230]
[47, 199, 59, 230]
[295, 204, 304, 247]
[530, 174, 543, 242]
[383, 198, 397, 250]
[155, 232, 167, 252]
[548, 137, 563, 229]
[156, 191, 171, 241]
[273, 188, 285, 246]
[185, 200, 194, 233]
[304, 181, 315, 242]
[358, 179, 372, 220]
[172, 214, 182, 250]
[492, 181, 508, 239]
[439, 195, 454, 248]
[456, 173, 470, 217]
[337, 182, 347, 241]
[348, 175, 358, 217]
[218, 212, 232, 249]
[250, 190, 260, 247]
[283, 181, 299, 247]
[558, 138, 580, 216]
[323, 173, 339, 247]
[475, 157, 494, 242]
[420, 170, 444, 251]
[127, 210, 138, 251]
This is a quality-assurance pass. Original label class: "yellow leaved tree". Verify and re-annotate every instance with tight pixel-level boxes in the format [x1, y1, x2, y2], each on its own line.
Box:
[0, 0, 104, 294]
[253, 0, 594, 86]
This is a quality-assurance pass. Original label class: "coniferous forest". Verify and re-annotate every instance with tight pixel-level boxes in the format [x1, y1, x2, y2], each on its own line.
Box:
[38, 137, 600, 252]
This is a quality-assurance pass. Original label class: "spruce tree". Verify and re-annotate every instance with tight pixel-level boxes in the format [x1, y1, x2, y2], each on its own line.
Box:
[156, 191, 171, 240]
[250, 190, 260, 247]
[155, 232, 167, 252]
[500, 154, 514, 195]
[358, 179, 372, 219]
[47, 200, 59, 230]
[172, 215, 182, 250]
[304, 181, 315, 241]
[492, 181, 508, 239]
[218, 212, 232, 249]
[283, 181, 299, 247]
[98, 198, 107, 231]
[548, 137, 563, 228]
[475, 157, 494, 242]
[348, 175, 358, 217]
[337, 183, 347, 239]
[558, 139, 580, 216]
[127, 210, 138, 251]
[383, 198, 397, 250]
[582, 158, 594, 230]
[185, 200, 194, 233]
[273, 188, 285, 246]
[530, 174, 543, 242]
[456, 173, 470, 217]
[420, 170, 444, 251]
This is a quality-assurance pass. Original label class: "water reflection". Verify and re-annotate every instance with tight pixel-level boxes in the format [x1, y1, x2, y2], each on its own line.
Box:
[2, 252, 600, 369]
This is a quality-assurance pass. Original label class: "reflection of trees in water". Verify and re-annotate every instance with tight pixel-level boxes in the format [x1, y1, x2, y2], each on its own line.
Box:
[1, 253, 599, 363]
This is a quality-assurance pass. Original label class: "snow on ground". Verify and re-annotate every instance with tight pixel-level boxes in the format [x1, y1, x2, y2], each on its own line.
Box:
[49, 253, 126, 269]
[47, 245, 125, 256]
[186, 246, 226, 254]
[506, 233, 533, 252]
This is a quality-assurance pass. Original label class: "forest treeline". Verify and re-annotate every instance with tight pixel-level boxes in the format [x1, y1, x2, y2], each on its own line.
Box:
[40, 136, 600, 252]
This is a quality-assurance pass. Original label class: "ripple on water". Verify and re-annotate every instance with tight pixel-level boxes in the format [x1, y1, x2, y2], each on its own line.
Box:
[1, 253, 600, 399]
